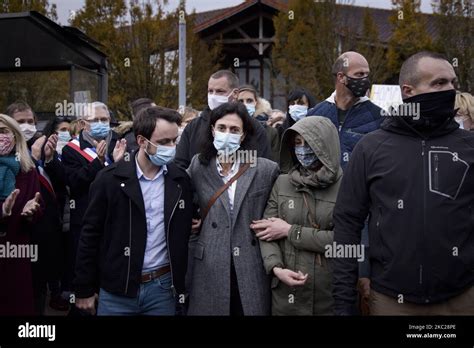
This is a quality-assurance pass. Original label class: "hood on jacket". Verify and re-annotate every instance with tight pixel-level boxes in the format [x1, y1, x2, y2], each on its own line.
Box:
[280, 116, 342, 184]
[255, 97, 272, 118]
[113, 121, 133, 136]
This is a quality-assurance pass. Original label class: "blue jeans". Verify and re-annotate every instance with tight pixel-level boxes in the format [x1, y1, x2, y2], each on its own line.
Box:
[97, 272, 175, 316]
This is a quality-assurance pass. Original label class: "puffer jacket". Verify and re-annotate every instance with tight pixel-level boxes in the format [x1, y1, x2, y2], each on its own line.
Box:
[306, 91, 382, 169]
[260, 116, 343, 315]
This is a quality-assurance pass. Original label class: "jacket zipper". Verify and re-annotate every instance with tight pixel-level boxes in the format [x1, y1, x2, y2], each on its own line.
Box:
[433, 153, 439, 190]
[167, 184, 182, 298]
[421, 140, 428, 301]
[124, 199, 132, 294]
[376, 205, 386, 265]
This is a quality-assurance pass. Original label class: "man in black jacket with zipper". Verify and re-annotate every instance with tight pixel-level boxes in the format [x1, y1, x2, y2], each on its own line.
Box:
[175, 70, 271, 170]
[74, 106, 193, 315]
[332, 51, 474, 315]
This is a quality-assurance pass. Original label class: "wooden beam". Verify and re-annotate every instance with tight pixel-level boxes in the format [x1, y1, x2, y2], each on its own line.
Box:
[220, 38, 274, 44]
[205, 13, 259, 41]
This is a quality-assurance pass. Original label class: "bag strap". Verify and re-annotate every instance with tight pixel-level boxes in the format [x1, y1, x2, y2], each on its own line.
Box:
[200, 162, 251, 222]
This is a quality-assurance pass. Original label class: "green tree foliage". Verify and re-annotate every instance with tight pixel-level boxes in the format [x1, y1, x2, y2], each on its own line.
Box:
[356, 7, 390, 84]
[72, 0, 221, 119]
[433, 0, 473, 93]
[272, 0, 338, 101]
[0, 0, 57, 20]
[387, 0, 433, 76]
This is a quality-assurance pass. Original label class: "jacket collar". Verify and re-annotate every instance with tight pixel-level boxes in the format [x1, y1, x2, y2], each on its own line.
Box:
[325, 91, 370, 106]
[114, 152, 186, 181]
[204, 156, 257, 225]
[200, 107, 211, 121]
[112, 153, 187, 215]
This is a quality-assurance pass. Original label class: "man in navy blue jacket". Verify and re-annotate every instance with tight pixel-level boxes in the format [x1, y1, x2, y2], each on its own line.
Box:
[307, 51, 382, 170]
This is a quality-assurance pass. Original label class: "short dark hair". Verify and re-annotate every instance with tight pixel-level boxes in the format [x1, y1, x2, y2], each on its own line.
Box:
[210, 70, 239, 90]
[43, 116, 76, 137]
[133, 106, 181, 140]
[5, 101, 34, 118]
[199, 102, 255, 165]
[399, 51, 448, 87]
[130, 98, 154, 119]
[288, 87, 317, 109]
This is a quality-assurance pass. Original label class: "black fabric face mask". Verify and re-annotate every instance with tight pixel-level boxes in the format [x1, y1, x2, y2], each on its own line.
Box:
[401, 89, 456, 131]
[344, 75, 371, 98]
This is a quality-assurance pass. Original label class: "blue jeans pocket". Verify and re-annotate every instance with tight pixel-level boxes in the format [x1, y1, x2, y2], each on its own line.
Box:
[155, 272, 172, 291]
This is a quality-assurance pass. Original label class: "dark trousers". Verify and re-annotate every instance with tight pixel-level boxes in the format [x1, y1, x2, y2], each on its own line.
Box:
[230, 258, 244, 316]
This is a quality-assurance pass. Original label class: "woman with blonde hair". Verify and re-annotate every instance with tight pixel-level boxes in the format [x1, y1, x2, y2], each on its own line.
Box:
[0, 113, 43, 315]
[455, 92, 474, 131]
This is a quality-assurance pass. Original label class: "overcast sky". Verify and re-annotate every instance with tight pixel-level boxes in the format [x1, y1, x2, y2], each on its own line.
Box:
[56, 0, 435, 25]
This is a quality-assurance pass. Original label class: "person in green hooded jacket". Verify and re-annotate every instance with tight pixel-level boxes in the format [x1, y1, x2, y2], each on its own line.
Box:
[251, 116, 342, 315]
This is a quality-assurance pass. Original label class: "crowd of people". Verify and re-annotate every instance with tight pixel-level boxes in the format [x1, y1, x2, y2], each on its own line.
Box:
[0, 50, 473, 316]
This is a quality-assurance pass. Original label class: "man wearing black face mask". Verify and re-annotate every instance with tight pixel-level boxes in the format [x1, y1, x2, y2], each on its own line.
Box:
[307, 51, 383, 170]
[332, 51, 474, 315]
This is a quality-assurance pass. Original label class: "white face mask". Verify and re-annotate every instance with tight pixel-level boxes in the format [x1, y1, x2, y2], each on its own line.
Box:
[208, 90, 234, 110]
[289, 105, 308, 122]
[19, 123, 37, 141]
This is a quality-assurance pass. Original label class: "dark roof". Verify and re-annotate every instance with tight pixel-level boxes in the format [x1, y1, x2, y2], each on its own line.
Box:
[336, 4, 438, 43]
[0, 11, 107, 71]
[194, 0, 286, 33]
[193, 0, 438, 44]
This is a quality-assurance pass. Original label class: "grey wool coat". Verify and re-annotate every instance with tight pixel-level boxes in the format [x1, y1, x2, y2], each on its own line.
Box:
[187, 154, 279, 315]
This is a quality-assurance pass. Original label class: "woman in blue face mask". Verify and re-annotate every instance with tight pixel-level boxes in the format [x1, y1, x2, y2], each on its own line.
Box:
[237, 85, 281, 163]
[251, 116, 343, 316]
[43, 115, 76, 157]
[276, 87, 317, 139]
[186, 102, 280, 316]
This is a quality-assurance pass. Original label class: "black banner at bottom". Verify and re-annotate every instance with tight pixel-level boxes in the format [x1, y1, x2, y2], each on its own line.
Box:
[0, 316, 473, 346]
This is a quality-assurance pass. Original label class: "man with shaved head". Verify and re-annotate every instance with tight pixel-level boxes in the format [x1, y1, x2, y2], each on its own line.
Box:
[332, 51, 474, 315]
[307, 51, 383, 169]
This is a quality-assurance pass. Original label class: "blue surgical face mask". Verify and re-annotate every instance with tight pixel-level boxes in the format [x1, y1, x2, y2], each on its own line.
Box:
[213, 130, 241, 155]
[295, 144, 318, 168]
[145, 139, 176, 166]
[90, 122, 110, 139]
[245, 103, 256, 117]
[289, 104, 308, 122]
[57, 131, 71, 143]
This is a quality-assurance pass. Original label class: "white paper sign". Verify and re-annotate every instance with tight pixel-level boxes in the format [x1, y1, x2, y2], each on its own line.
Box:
[370, 84, 403, 112]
